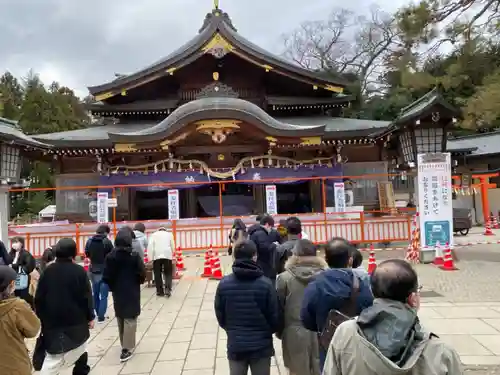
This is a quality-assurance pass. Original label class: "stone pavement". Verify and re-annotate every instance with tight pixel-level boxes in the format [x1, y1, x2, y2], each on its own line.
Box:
[29, 252, 500, 374]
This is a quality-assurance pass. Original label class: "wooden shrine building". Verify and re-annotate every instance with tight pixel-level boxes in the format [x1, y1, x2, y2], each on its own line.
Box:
[32, 6, 459, 221]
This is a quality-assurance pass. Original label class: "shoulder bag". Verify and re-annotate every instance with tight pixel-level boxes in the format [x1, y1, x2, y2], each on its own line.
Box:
[319, 272, 360, 350]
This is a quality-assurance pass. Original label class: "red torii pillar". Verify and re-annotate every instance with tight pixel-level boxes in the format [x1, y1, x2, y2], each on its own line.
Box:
[452, 173, 498, 224]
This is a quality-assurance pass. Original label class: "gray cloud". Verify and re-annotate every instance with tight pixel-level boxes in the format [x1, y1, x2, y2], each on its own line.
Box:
[1, 0, 407, 97]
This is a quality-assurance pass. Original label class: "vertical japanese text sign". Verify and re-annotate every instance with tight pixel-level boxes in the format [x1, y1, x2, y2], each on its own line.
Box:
[417, 153, 453, 247]
[265, 185, 278, 215]
[334, 182, 346, 213]
[96, 192, 109, 224]
[168, 189, 180, 220]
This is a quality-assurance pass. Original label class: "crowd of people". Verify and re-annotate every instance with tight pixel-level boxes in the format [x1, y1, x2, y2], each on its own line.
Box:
[0, 223, 158, 375]
[0, 214, 464, 375]
[216, 214, 463, 375]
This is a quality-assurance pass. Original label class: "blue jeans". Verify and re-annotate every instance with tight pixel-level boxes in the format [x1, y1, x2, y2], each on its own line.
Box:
[90, 273, 109, 321]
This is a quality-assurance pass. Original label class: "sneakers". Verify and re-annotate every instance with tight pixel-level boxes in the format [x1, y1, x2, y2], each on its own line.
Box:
[97, 317, 109, 324]
[120, 349, 133, 362]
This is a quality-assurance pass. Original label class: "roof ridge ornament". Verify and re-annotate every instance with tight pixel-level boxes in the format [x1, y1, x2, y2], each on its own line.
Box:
[199, 3, 237, 33]
[196, 82, 239, 99]
[214, 0, 219, 10]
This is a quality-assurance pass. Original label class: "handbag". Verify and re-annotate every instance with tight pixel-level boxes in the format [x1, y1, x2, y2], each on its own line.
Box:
[32, 334, 46, 371]
[15, 268, 29, 291]
[318, 272, 360, 350]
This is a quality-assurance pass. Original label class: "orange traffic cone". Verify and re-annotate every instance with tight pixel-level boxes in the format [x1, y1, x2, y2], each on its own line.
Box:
[484, 217, 494, 236]
[439, 245, 458, 271]
[493, 216, 499, 229]
[433, 242, 444, 266]
[176, 247, 186, 271]
[201, 246, 213, 278]
[173, 264, 182, 280]
[210, 252, 223, 280]
[367, 250, 377, 274]
[83, 257, 90, 272]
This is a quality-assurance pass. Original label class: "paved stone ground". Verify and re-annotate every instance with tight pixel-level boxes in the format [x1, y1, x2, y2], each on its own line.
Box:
[29, 246, 500, 374]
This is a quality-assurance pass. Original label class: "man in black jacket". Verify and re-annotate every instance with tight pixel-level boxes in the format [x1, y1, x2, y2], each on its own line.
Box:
[214, 240, 280, 375]
[35, 238, 95, 375]
[103, 228, 146, 362]
[248, 214, 279, 284]
[84, 224, 113, 323]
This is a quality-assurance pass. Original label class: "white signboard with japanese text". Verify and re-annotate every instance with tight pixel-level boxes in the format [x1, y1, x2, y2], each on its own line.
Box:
[417, 153, 453, 247]
[168, 189, 180, 220]
[265, 185, 278, 215]
[334, 182, 346, 213]
[96, 192, 109, 224]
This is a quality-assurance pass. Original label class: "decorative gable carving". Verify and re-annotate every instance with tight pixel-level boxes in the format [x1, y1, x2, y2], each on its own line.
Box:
[196, 82, 239, 99]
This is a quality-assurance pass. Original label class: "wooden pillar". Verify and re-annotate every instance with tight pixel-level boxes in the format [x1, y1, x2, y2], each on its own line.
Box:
[185, 187, 197, 218]
[253, 185, 265, 214]
[309, 180, 322, 212]
[480, 177, 491, 224]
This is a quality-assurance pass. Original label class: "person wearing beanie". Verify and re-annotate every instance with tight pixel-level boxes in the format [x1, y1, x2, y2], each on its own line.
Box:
[35, 238, 95, 375]
[0, 265, 40, 375]
[103, 227, 146, 362]
[276, 239, 328, 375]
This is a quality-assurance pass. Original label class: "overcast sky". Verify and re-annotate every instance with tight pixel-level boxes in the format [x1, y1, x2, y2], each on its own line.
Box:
[1, 0, 408, 97]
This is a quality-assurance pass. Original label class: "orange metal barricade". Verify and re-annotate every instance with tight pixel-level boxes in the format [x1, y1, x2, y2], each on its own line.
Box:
[7, 173, 420, 257]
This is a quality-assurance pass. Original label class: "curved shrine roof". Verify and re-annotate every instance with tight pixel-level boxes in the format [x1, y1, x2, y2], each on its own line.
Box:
[88, 8, 347, 97]
[0, 117, 51, 149]
[33, 97, 390, 147]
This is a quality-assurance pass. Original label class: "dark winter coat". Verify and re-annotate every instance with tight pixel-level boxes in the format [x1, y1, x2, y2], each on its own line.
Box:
[84, 234, 114, 274]
[300, 268, 374, 334]
[214, 259, 280, 361]
[274, 235, 301, 276]
[34, 258, 94, 355]
[0, 241, 12, 266]
[102, 246, 146, 319]
[248, 226, 278, 280]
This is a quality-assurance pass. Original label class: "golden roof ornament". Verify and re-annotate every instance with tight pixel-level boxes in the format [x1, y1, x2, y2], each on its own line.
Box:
[214, 0, 219, 10]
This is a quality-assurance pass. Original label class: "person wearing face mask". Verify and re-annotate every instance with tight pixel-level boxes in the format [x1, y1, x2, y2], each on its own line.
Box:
[0, 265, 41, 375]
[322, 259, 463, 375]
[248, 214, 279, 285]
[9, 236, 36, 307]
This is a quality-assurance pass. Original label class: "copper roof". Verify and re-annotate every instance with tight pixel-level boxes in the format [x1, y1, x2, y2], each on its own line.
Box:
[88, 8, 347, 96]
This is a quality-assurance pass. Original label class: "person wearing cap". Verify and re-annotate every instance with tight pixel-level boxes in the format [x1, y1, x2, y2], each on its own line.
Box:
[35, 238, 95, 375]
[147, 226, 175, 297]
[0, 265, 41, 375]
[276, 239, 328, 375]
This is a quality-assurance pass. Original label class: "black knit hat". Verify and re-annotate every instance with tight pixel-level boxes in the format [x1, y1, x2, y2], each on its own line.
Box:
[0, 265, 17, 292]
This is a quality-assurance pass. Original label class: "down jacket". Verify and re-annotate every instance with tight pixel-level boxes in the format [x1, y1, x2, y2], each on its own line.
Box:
[214, 259, 280, 361]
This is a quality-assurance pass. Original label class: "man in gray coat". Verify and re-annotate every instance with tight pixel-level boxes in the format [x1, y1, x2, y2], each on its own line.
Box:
[132, 223, 148, 260]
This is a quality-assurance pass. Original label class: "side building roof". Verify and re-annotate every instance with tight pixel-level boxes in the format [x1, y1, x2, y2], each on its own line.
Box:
[0, 117, 51, 149]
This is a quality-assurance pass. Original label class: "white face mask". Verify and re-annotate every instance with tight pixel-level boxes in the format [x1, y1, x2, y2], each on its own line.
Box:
[12, 243, 22, 251]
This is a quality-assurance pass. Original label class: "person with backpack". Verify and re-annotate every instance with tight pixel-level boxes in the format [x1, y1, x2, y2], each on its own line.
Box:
[84, 224, 114, 323]
[323, 260, 462, 375]
[300, 238, 373, 372]
[132, 223, 148, 259]
[274, 217, 303, 276]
